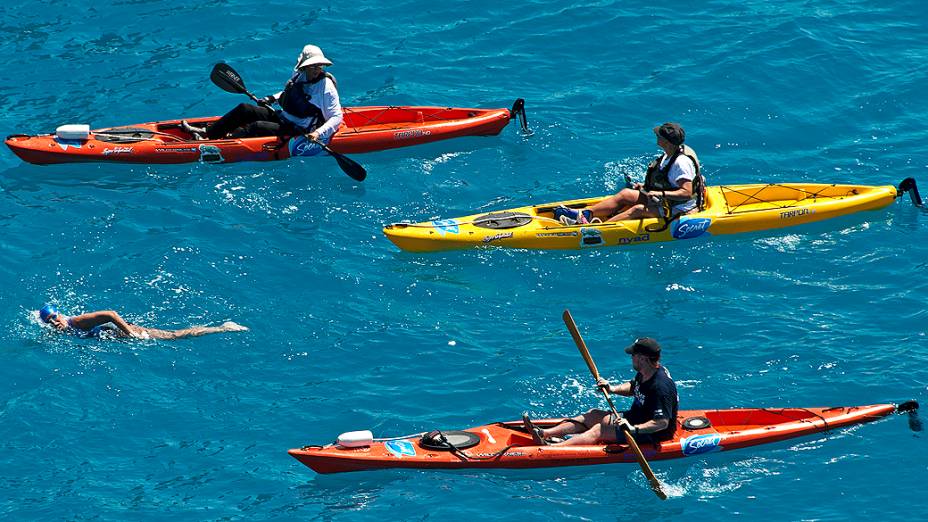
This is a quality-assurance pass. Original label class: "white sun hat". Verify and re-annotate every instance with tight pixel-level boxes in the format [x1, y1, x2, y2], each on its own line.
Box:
[294, 44, 333, 70]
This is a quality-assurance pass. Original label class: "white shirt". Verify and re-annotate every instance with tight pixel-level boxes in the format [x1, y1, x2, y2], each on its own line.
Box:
[659, 153, 698, 213]
[275, 72, 344, 142]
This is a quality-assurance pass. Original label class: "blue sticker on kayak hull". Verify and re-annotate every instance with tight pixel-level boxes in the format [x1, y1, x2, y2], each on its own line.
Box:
[681, 433, 722, 456]
[432, 219, 460, 235]
[54, 137, 83, 151]
[672, 217, 712, 240]
[288, 135, 329, 157]
[384, 440, 416, 457]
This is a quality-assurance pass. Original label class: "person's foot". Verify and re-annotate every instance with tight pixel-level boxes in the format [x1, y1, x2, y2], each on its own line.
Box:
[553, 206, 577, 225]
[221, 321, 249, 332]
[522, 412, 548, 446]
[553, 206, 592, 225]
[180, 120, 207, 140]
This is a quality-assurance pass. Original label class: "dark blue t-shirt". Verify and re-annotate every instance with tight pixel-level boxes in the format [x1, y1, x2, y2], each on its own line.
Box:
[623, 366, 678, 440]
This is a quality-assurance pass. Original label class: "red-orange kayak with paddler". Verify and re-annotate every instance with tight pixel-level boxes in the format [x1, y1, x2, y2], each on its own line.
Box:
[5, 100, 527, 165]
[288, 401, 918, 474]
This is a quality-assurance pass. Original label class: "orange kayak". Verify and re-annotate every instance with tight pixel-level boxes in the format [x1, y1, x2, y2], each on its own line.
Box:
[288, 402, 917, 474]
[5, 100, 526, 165]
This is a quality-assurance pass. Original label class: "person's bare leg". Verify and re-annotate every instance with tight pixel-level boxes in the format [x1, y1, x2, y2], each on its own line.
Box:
[128, 322, 248, 340]
[552, 414, 621, 446]
[587, 189, 641, 220]
[540, 409, 610, 439]
[607, 203, 662, 222]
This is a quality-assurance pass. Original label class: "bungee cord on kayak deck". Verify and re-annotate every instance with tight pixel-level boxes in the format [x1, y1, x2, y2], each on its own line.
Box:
[719, 179, 923, 214]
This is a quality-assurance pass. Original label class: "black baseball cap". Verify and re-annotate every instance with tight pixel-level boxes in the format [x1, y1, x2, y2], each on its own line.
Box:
[653, 122, 685, 146]
[624, 337, 661, 357]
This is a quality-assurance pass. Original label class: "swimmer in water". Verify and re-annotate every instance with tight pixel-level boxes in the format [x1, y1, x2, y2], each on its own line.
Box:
[38, 304, 248, 340]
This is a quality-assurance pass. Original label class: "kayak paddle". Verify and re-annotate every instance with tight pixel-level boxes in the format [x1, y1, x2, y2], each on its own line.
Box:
[307, 137, 366, 181]
[562, 309, 668, 500]
[209, 63, 367, 182]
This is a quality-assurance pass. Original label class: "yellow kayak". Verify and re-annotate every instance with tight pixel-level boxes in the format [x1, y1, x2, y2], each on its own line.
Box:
[383, 179, 922, 252]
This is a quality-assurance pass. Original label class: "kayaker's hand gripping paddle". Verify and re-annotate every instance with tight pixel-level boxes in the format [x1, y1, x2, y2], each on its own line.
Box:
[562, 309, 668, 500]
[209, 63, 366, 182]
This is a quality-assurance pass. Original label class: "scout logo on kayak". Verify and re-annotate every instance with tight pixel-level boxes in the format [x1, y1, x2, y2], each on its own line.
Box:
[672, 218, 712, 240]
[432, 219, 460, 235]
[681, 434, 722, 456]
[384, 440, 417, 457]
[288, 135, 326, 157]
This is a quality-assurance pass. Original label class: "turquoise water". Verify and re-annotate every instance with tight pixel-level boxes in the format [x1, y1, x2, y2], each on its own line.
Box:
[2, 1, 927, 519]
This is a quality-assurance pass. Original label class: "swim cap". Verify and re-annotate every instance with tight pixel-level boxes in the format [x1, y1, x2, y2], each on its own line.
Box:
[39, 304, 59, 323]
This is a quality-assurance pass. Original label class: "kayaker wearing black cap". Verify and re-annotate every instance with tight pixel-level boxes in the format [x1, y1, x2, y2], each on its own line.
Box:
[523, 337, 678, 446]
[554, 122, 703, 224]
[182, 44, 343, 146]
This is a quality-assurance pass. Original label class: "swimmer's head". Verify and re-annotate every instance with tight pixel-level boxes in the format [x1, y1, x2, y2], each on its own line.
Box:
[39, 304, 60, 323]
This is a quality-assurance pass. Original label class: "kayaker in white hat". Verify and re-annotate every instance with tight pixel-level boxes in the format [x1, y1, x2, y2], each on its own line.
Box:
[182, 44, 343, 145]
[523, 337, 678, 446]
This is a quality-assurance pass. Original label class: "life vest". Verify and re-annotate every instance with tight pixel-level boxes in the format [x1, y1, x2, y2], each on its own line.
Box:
[278, 72, 337, 129]
[643, 144, 705, 208]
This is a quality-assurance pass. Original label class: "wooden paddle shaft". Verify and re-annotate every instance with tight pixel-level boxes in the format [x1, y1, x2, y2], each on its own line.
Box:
[561, 309, 668, 500]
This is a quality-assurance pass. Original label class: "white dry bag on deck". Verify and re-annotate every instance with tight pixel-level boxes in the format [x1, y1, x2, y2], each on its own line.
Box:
[56, 124, 90, 140]
[336, 430, 373, 448]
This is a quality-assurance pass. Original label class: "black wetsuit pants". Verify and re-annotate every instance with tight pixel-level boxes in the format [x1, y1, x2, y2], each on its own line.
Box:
[206, 103, 299, 140]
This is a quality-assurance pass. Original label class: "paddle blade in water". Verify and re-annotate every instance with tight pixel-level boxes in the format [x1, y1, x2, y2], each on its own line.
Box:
[333, 153, 367, 181]
[210, 63, 248, 94]
[898, 400, 922, 431]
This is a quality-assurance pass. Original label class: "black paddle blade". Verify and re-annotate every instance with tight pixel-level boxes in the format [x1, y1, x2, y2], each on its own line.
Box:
[332, 152, 367, 181]
[897, 400, 922, 432]
[898, 177, 923, 207]
[210, 63, 248, 94]
[313, 139, 366, 181]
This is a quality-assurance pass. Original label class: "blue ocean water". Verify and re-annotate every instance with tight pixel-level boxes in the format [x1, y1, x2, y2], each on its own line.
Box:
[2, 0, 927, 519]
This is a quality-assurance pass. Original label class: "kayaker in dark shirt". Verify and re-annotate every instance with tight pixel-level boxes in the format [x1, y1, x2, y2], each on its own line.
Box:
[38, 304, 248, 340]
[524, 337, 678, 445]
[181, 44, 343, 146]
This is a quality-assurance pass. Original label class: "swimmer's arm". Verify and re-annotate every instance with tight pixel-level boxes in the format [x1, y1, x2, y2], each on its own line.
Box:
[69, 311, 136, 337]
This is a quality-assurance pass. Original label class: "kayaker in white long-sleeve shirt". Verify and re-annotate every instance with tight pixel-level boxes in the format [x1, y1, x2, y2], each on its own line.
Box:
[182, 44, 343, 144]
